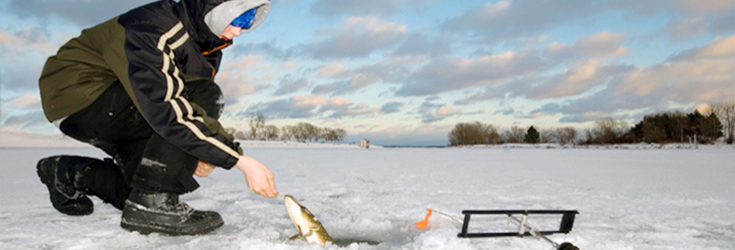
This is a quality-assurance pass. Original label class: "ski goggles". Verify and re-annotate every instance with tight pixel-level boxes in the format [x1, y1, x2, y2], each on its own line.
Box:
[231, 8, 258, 29]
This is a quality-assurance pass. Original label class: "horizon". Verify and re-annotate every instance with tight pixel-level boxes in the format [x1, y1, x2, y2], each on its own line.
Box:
[1, 0, 734, 146]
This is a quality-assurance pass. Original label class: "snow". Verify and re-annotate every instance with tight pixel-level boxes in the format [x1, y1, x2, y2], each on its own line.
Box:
[0, 131, 88, 148]
[1, 137, 734, 249]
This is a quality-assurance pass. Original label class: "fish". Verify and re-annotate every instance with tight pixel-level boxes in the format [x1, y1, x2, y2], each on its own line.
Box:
[284, 195, 334, 246]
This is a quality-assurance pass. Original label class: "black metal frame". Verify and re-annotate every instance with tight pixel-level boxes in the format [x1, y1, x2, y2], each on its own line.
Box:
[457, 210, 579, 238]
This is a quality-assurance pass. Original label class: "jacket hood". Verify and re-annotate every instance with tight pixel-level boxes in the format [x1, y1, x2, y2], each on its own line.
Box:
[174, 0, 228, 51]
[204, 0, 271, 36]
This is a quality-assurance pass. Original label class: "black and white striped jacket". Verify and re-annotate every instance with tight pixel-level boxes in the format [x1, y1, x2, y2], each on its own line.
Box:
[40, 0, 242, 169]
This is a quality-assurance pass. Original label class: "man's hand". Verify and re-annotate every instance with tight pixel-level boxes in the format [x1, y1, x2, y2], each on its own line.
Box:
[235, 155, 278, 198]
[194, 160, 215, 177]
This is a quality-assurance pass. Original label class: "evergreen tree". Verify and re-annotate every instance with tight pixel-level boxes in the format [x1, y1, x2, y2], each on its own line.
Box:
[524, 126, 540, 143]
[631, 110, 723, 144]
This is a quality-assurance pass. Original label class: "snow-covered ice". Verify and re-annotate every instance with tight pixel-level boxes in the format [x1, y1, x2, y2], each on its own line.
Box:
[1, 140, 734, 249]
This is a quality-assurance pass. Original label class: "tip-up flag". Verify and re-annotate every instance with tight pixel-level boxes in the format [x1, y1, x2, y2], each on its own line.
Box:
[415, 209, 433, 229]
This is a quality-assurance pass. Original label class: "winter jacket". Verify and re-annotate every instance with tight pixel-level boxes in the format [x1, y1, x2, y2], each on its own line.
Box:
[39, 0, 266, 169]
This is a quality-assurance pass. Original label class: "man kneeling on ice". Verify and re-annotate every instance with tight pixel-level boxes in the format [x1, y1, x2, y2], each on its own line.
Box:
[36, 0, 278, 235]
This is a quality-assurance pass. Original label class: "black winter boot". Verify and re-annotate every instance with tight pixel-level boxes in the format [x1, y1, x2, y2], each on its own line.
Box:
[36, 156, 94, 215]
[76, 158, 131, 210]
[120, 190, 223, 235]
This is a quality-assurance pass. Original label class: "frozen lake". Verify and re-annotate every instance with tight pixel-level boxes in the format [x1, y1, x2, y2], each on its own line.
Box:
[1, 145, 733, 249]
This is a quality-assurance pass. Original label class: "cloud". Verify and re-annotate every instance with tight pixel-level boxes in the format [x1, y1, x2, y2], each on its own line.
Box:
[317, 62, 349, 77]
[216, 55, 274, 104]
[534, 88, 667, 123]
[442, 0, 734, 44]
[311, 80, 349, 95]
[558, 111, 622, 123]
[708, 11, 735, 35]
[421, 105, 462, 123]
[309, 0, 440, 19]
[311, 57, 416, 96]
[327, 102, 379, 119]
[1, 111, 47, 129]
[532, 61, 730, 123]
[516, 60, 634, 99]
[615, 35, 735, 103]
[0, 28, 60, 92]
[665, 0, 735, 15]
[612, 1, 735, 41]
[396, 50, 547, 96]
[511, 35, 735, 123]
[9, 93, 40, 109]
[0, 28, 56, 54]
[231, 41, 298, 61]
[380, 101, 403, 114]
[246, 95, 325, 119]
[454, 88, 506, 105]
[308, 16, 407, 59]
[351, 56, 415, 83]
[281, 61, 298, 69]
[661, 18, 710, 42]
[667, 35, 735, 61]
[441, 1, 601, 43]
[321, 97, 351, 110]
[661, 10, 735, 41]
[274, 75, 311, 96]
[435, 105, 455, 116]
[416, 98, 462, 123]
[311, 72, 384, 96]
[310, 0, 401, 18]
[4, 0, 151, 28]
[392, 33, 453, 58]
[616, 60, 735, 102]
[245, 95, 377, 119]
[547, 31, 629, 60]
[399, 32, 631, 100]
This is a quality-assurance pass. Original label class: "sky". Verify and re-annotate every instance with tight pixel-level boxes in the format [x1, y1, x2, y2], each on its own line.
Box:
[1, 0, 734, 146]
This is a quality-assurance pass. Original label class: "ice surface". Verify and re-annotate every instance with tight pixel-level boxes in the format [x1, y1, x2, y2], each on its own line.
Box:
[1, 143, 734, 249]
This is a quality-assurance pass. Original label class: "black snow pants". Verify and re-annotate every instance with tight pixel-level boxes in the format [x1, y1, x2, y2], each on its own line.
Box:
[58, 79, 225, 207]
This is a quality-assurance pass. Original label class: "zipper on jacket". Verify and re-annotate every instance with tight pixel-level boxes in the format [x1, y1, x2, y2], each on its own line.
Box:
[202, 40, 233, 56]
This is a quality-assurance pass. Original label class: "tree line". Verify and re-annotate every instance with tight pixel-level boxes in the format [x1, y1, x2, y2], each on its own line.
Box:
[226, 113, 347, 143]
[449, 101, 735, 146]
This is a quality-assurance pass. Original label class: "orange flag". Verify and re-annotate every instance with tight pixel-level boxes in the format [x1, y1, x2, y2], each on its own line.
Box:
[415, 209, 433, 229]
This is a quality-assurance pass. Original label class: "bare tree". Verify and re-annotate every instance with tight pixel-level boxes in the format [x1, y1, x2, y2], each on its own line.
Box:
[263, 125, 280, 141]
[448, 121, 500, 146]
[280, 125, 295, 141]
[306, 124, 321, 142]
[247, 112, 265, 140]
[294, 122, 319, 142]
[555, 127, 578, 145]
[540, 128, 557, 143]
[335, 128, 347, 143]
[321, 128, 340, 143]
[314, 127, 348, 143]
[589, 118, 628, 144]
[315, 127, 325, 142]
[234, 130, 247, 140]
[711, 101, 735, 144]
[502, 126, 526, 143]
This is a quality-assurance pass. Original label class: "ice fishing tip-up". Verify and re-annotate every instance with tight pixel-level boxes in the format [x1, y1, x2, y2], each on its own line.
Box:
[457, 210, 579, 238]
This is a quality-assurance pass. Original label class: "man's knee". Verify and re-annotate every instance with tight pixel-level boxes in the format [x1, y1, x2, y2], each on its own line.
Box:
[184, 80, 224, 119]
[131, 134, 199, 194]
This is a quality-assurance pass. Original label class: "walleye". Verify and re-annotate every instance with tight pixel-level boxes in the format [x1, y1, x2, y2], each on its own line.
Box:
[284, 195, 334, 246]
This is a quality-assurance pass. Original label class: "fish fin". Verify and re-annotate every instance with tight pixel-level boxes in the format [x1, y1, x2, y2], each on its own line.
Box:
[289, 233, 304, 241]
